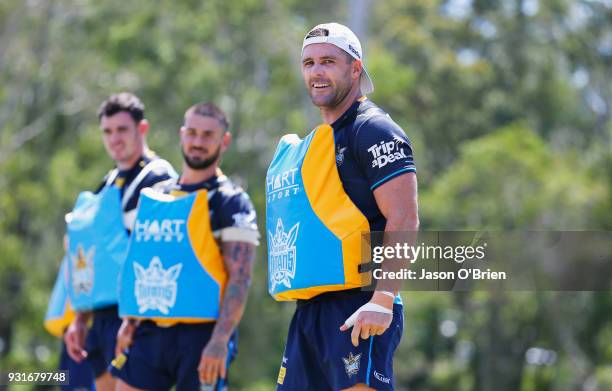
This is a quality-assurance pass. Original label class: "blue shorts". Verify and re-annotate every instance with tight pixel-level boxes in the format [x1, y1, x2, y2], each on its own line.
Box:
[85, 305, 122, 378]
[277, 289, 403, 391]
[110, 321, 237, 391]
[59, 341, 95, 391]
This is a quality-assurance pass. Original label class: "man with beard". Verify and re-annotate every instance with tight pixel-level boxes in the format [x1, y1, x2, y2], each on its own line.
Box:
[64, 92, 176, 391]
[112, 102, 259, 391]
[267, 23, 418, 390]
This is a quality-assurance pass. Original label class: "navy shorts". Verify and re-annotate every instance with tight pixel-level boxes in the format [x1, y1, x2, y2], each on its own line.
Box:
[85, 305, 122, 378]
[59, 341, 95, 391]
[277, 289, 403, 391]
[110, 321, 237, 391]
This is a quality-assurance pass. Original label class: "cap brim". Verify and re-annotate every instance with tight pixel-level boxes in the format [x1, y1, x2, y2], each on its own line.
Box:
[360, 66, 374, 95]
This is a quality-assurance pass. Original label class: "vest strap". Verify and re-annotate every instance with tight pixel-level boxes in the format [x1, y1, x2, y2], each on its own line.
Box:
[121, 159, 175, 210]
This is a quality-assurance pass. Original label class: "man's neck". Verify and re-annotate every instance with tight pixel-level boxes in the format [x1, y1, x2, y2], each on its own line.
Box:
[116, 153, 143, 171]
[319, 88, 362, 125]
[116, 147, 151, 171]
[179, 164, 218, 185]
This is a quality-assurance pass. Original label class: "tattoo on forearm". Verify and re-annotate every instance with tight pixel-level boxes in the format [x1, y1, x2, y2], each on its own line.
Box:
[212, 241, 255, 341]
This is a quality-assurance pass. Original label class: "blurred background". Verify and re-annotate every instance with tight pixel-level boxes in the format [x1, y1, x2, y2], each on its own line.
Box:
[0, 0, 611, 389]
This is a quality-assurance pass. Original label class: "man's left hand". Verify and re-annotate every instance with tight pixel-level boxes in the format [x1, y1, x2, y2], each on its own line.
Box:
[340, 292, 394, 347]
[198, 337, 228, 385]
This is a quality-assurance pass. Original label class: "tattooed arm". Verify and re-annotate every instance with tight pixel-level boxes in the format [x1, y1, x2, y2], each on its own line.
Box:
[198, 241, 255, 385]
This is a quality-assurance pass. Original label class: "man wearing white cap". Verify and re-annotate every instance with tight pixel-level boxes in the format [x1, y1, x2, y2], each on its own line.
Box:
[270, 23, 419, 390]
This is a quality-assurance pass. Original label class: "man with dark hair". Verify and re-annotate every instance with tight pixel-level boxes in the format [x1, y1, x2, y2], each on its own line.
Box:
[112, 102, 258, 391]
[64, 92, 177, 391]
[97, 92, 146, 123]
[267, 23, 418, 390]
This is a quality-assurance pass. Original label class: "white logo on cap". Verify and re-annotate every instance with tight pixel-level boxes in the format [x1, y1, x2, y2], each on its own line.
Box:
[348, 44, 360, 58]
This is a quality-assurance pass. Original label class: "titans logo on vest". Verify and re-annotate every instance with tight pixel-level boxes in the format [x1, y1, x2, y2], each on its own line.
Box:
[134, 219, 185, 242]
[71, 245, 95, 296]
[133, 257, 182, 314]
[268, 219, 299, 290]
[367, 136, 409, 169]
[266, 167, 300, 203]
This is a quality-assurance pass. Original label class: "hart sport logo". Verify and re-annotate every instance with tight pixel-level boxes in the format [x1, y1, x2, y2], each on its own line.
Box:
[133, 257, 182, 314]
[266, 168, 300, 203]
[367, 136, 409, 169]
[268, 219, 299, 290]
[71, 245, 95, 296]
[134, 219, 185, 242]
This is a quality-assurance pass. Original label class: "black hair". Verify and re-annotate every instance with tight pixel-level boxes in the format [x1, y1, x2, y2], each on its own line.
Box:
[97, 92, 145, 123]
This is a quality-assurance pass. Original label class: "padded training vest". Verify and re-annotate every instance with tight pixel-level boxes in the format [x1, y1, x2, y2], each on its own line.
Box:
[44, 256, 76, 337]
[119, 189, 226, 322]
[67, 185, 129, 311]
[266, 124, 370, 301]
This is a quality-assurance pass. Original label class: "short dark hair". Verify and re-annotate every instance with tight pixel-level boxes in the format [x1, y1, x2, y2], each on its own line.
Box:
[97, 92, 145, 123]
[185, 102, 229, 131]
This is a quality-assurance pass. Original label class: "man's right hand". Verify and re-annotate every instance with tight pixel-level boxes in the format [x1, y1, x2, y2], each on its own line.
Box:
[115, 318, 139, 357]
[64, 313, 90, 362]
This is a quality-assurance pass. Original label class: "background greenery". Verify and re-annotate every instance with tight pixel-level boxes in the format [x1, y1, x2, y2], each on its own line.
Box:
[0, 0, 610, 390]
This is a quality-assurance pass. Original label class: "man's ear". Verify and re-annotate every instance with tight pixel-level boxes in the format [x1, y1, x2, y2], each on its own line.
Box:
[138, 119, 150, 136]
[352, 59, 363, 82]
[221, 131, 232, 153]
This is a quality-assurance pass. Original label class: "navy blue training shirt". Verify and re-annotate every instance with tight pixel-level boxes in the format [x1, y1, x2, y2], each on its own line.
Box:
[332, 97, 416, 231]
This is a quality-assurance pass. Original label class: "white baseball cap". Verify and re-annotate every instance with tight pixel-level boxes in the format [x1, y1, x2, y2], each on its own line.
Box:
[302, 22, 374, 94]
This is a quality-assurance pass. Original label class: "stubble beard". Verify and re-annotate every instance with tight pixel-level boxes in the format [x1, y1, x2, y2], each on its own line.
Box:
[308, 76, 353, 111]
[182, 145, 221, 170]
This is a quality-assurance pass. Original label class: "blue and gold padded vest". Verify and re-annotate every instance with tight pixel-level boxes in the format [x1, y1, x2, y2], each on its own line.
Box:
[266, 124, 370, 301]
[66, 184, 129, 311]
[44, 256, 76, 337]
[118, 188, 226, 322]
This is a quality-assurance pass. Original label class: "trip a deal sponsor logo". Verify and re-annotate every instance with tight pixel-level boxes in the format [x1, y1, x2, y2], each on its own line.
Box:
[367, 137, 409, 169]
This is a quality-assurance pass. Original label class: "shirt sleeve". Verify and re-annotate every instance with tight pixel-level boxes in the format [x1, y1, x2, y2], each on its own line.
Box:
[216, 191, 260, 245]
[353, 114, 416, 191]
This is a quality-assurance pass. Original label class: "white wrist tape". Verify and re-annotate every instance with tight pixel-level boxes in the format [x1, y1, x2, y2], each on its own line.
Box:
[378, 291, 396, 299]
[343, 303, 393, 329]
